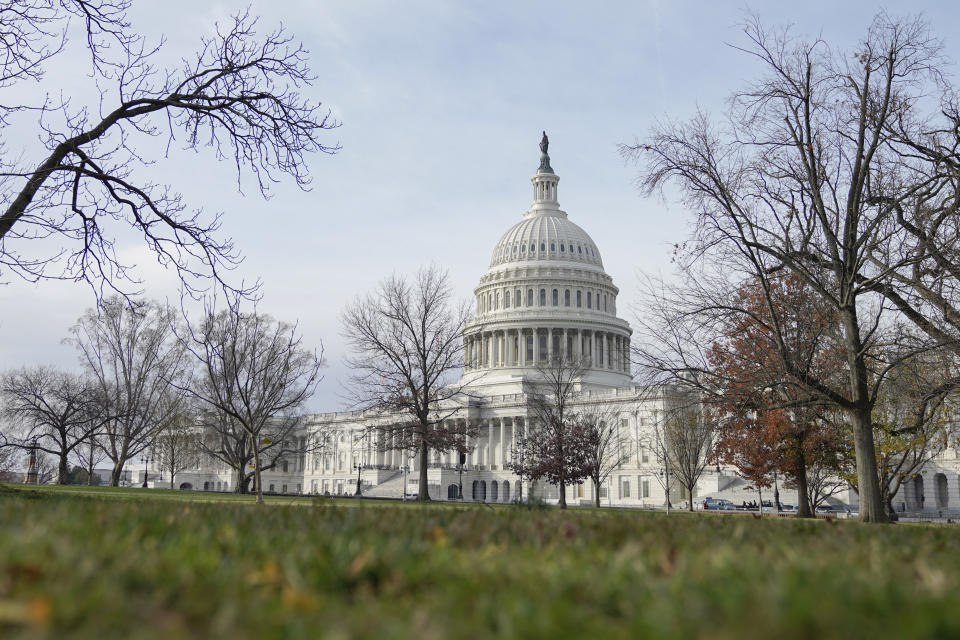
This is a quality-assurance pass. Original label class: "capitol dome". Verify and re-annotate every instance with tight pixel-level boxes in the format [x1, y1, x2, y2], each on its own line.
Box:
[463, 133, 632, 389]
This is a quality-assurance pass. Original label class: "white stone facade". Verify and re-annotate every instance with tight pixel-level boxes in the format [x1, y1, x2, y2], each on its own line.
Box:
[150, 138, 960, 515]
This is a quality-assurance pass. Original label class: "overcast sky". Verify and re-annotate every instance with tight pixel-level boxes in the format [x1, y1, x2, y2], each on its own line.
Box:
[2, 0, 957, 411]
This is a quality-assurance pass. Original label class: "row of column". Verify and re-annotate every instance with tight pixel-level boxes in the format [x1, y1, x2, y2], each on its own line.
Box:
[464, 328, 630, 373]
[372, 417, 526, 472]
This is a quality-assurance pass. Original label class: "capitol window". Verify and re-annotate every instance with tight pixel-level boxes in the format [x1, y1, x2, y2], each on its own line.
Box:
[552, 289, 558, 306]
[527, 289, 533, 306]
[550, 243, 555, 251]
[587, 291, 592, 308]
[578, 246, 582, 254]
[540, 243, 545, 251]
[515, 289, 521, 307]
[504, 289, 510, 308]
[560, 244, 565, 252]
[522, 244, 526, 253]
[539, 289, 546, 306]
[564, 289, 570, 306]
[576, 291, 582, 307]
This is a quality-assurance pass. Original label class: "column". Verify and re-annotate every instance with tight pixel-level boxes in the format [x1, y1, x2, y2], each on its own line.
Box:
[488, 420, 496, 469]
[500, 418, 508, 468]
[472, 422, 480, 466]
[548, 327, 554, 363]
[533, 328, 540, 363]
[573, 328, 581, 361]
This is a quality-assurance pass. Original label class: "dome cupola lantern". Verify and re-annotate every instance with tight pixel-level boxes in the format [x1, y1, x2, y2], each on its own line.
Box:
[532, 131, 559, 210]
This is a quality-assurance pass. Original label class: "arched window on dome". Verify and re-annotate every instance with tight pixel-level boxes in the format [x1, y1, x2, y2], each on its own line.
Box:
[539, 289, 546, 306]
[604, 294, 608, 312]
[504, 288, 510, 308]
[552, 289, 558, 306]
[515, 289, 521, 307]
[569, 244, 573, 253]
[587, 291, 592, 309]
[527, 289, 533, 307]
[550, 243, 555, 252]
[531, 243, 536, 252]
[564, 289, 570, 307]
[521, 244, 526, 253]
[576, 291, 582, 308]
[540, 243, 545, 252]
[479, 296, 483, 313]
[578, 246, 582, 254]
[560, 244, 565, 252]
[495, 291, 500, 310]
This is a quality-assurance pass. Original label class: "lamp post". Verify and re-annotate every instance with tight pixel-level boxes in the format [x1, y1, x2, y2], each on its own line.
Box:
[140, 455, 150, 488]
[458, 451, 466, 501]
[353, 462, 364, 497]
[401, 464, 409, 502]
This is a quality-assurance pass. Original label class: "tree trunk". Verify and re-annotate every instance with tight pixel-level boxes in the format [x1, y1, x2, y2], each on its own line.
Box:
[687, 484, 695, 511]
[57, 453, 69, 485]
[773, 471, 782, 512]
[795, 454, 813, 518]
[594, 475, 601, 507]
[169, 473, 175, 490]
[86, 441, 95, 485]
[841, 309, 886, 523]
[558, 478, 567, 509]
[758, 485, 763, 516]
[417, 439, 430, 502]
[884, 491, 899, 522]
[252, 440, 264, 504]
[110, 462, 124, 487]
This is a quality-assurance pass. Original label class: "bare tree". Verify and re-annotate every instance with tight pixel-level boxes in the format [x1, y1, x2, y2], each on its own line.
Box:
[341, 266, 476, 503]
[0, 2, 339, 298]
[515, 356, 591, 509]
[580, 409, 629, 507]
[867, 351, 953, 517]
[69, 296, 188, 486]
[195, 405, 322, 495]
[175, 298, 323, 504]
[650, 388, 713, 512]
[622, 13, 960, 521]
[152, 412, 198, 490]
[72, 432, 108, 485]
[0, 366, 107, 483]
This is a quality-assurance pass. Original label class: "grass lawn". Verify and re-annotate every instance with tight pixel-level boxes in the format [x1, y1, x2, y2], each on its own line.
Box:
[1, 484, 958, 639]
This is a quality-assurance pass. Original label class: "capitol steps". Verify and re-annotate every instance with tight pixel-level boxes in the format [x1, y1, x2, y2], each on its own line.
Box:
[362, 471, 406, 499]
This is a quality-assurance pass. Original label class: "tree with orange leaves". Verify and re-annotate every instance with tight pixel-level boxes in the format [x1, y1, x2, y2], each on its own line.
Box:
[707, 274, 846, 518]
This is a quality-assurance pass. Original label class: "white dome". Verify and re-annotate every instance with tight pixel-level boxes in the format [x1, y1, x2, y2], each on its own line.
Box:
[489, 211, 603, 269]
[462, 134, 633, 391]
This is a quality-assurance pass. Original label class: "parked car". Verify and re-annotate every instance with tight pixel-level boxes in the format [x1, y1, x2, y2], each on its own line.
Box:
[816, 503, 851, 515]
[703, 498, 736, 511]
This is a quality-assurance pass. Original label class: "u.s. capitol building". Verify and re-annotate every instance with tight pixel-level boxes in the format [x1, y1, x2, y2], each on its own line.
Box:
[161, 137, 960, 515]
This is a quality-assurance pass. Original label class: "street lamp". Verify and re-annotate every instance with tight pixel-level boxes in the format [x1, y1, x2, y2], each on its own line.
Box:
[401, 464, 410, 502]
[140, 454, 151, 488]
[353, 462, 364, 497]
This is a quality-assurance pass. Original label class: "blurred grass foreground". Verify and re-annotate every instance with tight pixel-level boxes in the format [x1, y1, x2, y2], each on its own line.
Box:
[1, 484, 959, 639]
